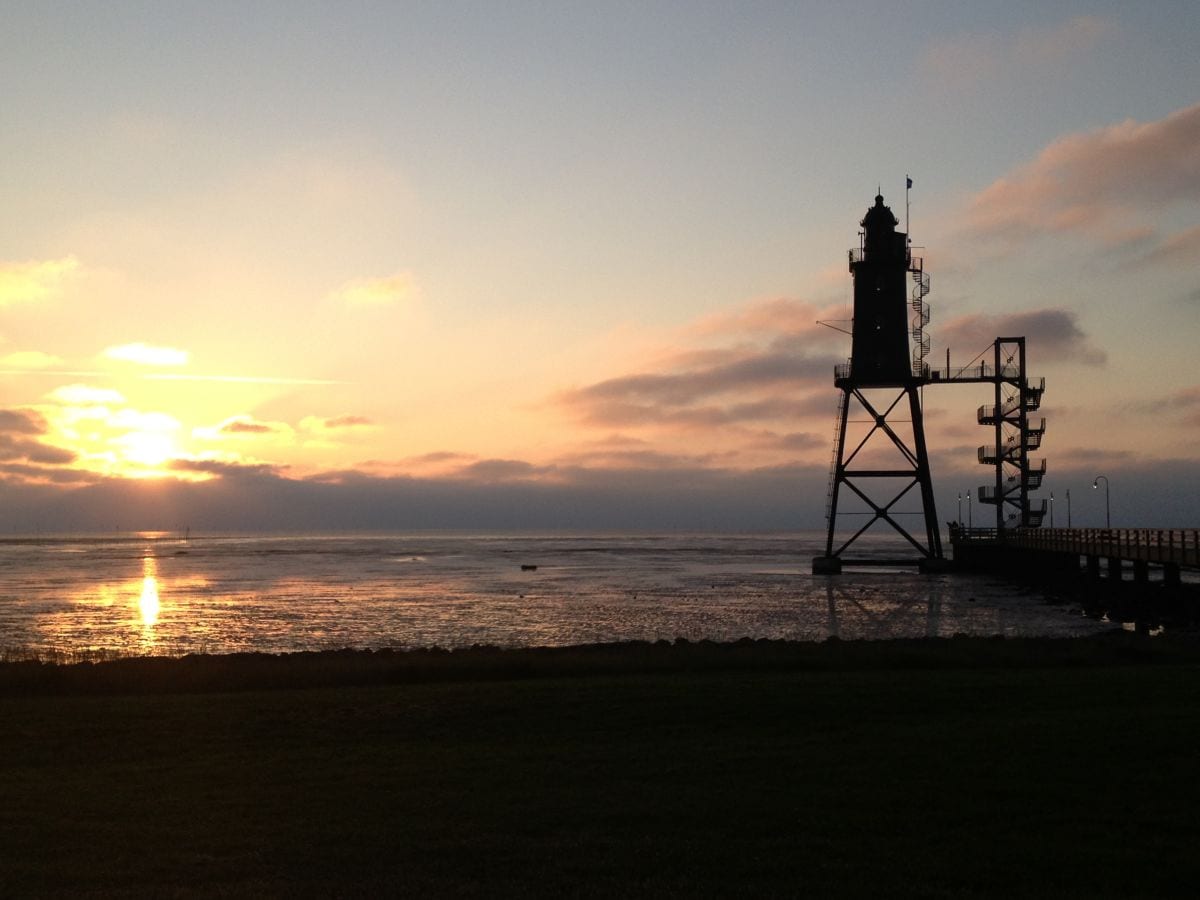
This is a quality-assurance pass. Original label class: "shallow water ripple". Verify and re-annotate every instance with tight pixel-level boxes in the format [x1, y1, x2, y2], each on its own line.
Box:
[0, 533, 1114, 657]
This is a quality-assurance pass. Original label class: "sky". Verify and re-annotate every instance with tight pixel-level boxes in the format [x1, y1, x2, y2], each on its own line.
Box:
[1, 1, 1198, 533]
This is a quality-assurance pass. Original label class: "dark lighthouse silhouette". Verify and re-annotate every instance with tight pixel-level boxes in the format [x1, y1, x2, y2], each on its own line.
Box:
[814, 191, 1048, 573]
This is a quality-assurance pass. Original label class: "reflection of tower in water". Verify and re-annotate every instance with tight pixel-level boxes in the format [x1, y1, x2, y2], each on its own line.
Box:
[825, 578, 840, 639]
[925, 579, 942, 638]
[819, 574, 944, 640]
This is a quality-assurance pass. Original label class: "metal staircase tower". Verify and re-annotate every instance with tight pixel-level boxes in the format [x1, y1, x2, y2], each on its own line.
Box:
[975, 337, 1047, 529]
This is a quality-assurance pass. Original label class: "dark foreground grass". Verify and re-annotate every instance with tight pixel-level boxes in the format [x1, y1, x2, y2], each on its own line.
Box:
[3, 636, 1200, 897]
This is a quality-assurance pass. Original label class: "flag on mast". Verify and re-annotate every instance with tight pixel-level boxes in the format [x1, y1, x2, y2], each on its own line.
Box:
[906, 176, 913, 189]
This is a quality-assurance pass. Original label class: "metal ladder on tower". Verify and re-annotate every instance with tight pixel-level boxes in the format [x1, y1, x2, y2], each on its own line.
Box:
[824, 388, 848, 523]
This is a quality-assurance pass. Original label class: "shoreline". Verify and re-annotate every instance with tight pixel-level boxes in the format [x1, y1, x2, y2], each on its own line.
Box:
[6, 629, 1200, 697]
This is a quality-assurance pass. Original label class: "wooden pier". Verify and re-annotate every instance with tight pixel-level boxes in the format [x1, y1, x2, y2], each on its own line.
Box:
[950, 526, 1200, 584]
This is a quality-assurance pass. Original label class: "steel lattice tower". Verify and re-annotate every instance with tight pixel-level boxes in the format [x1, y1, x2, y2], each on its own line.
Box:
[813, 195, 943, 573]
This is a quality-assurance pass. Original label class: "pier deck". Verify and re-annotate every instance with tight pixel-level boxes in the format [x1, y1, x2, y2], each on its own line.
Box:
[950, 527, 1200, 582]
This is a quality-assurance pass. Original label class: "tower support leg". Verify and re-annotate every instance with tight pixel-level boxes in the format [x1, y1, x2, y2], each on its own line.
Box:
[814, 382, 942, 571]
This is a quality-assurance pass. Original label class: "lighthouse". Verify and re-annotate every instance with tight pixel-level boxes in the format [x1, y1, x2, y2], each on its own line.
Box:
[850, 194, 913, 385]
[813, 193, 942, 573]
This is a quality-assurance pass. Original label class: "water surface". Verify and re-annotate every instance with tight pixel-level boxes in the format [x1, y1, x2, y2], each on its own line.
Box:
[0, 532, 1113, 657]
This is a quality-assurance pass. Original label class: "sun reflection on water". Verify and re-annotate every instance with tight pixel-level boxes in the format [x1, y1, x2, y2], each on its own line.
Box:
[139, 554, 160, 629]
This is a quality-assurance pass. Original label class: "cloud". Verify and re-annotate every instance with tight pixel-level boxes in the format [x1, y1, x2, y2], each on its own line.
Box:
[920, 16, 1114, 90]
[48, 384, 126, 406]
[350, 450, 478, 479]
[571, 395, 832, 430]
[145, 373, 343, 386]
[0, 408, 75, 467]
[557, 447, 723, 471]
[327, 272, 419, 309]
[402, 450, 474, 466]
[110, 409, 181, 434]
[561, 341, 838, 427]
[302, 414, 373, 431]
[169, 457, 285, 479]
[937, 307, 1106, 366]
[324, 414, 372, 428]
[12, 440, 77, 466]
[966, 101, 1200, 241]
[0, 446, 1196, 532]
[548, 293, 849, 475]
[1012, 15, 1114, 65]
[0, 461, 94, 484]
[22, 384, 200, 477]
[0, 256, 81, 306]
[749, 431, 825, 453]
[0, 409, 49, 435]
[572, 350, 827, 406]
[454, 458, 550, 483]
[1131, 224, 1200, 268]
[1045, 446, 1136, 466]
[687, 297, 828, 338]
[0, 459, 833, 532]
[104, 342, 189, 366]
[215, 416, 289, 436]
[568, 340, 840, 420]
[0, 351, 66, 369]
[1143, 385, 1200, 426]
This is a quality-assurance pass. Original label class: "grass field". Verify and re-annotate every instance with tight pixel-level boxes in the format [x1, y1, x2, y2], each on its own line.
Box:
[3, 635, 1200, 897]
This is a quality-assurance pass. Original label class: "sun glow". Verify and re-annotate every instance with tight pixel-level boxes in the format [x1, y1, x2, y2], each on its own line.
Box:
[139, 555, 160, 628]
[117, 429, 179, 469]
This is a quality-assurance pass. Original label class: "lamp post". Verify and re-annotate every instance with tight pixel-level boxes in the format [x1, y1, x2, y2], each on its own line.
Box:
[1092, 475, 1110, 528]
[1050, 491, 1054, 528]
[966, 490, 973, 529]
[1066, 489, 1071, 528]
[957, 492, 962, 524]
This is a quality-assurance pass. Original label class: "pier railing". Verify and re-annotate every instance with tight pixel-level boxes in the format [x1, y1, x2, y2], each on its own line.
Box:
[951, 527, 1200, 569]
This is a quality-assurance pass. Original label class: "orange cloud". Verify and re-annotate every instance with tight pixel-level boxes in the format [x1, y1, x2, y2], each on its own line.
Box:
[687, 297, 829, 338]
[966, 101, 1200, 241]
[551, 293, 850, 471]
[301, 414, 373, 432]
[210, 416, 290, 437]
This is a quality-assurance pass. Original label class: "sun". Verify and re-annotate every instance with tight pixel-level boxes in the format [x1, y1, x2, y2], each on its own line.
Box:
[116, 429, 179, 473]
